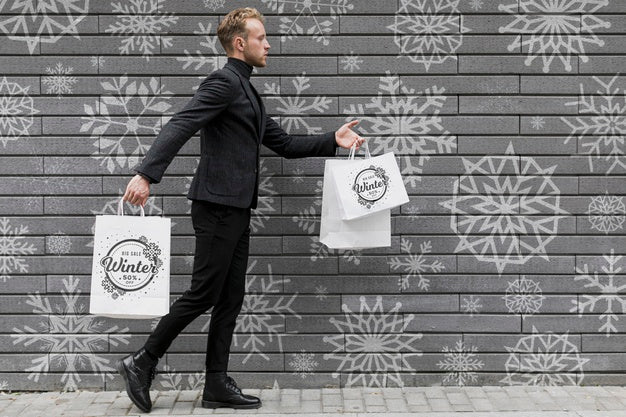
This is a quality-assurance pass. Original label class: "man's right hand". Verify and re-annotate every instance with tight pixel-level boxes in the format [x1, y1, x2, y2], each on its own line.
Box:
[123, 174, 150, 207]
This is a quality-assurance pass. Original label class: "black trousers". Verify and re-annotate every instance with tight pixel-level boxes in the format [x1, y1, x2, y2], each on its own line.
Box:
[144, 200, 250, 372]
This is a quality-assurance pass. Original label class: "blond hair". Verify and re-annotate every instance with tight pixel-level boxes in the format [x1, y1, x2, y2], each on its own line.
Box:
[217, 7, 265, 54]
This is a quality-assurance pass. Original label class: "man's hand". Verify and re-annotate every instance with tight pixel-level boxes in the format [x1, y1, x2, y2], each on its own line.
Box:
[123, 174, 150, 207]
[335, 120, 365, 150]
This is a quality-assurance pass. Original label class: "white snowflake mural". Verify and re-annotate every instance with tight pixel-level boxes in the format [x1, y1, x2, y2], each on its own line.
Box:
[105, 0, 178, 61]
[343, 72, 456, 187]
[264, 73, 332, 134]
[176, 22, 222, 79]
[437, 340, 484, 386]
[572, 250, 626, 336]
[251, 160, 278, 233]
[504, 276, 545, 316]
[588, 194, 626, 234]
[502, 326, 589, 386]
[231, 261, 300, 364]
[289, 350, 319, 378]
[461, 295, 482, 316]
[388, 0, 469, 70]
[203, 0, 226, 11]
[324, 296, 423, 387]
[315, 285, 328, 301]
[530, 116, 545, 130]
[261, 0, 354, 45]
[47, 232, 72, 255]
[389, 238, 445, 291]
[0, 0, 89, 54]
[159, 364, 204, 390]
[562, 74, 626, 174]
[42, 63, 77, 98]
[11, 276, 130, 391]
[0, 76, 39, 147]
[498, 0, 610, 73]
[340, 51, 363, 73]
[0, 217, 37, 282]
[468, 0, 483, 10]
[440, 142, 568, 275]
[81, 75, 173, 173]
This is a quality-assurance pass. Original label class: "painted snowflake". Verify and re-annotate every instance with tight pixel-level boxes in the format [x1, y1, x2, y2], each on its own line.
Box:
[588, 194, 626, 234]
[502, 326, 589, 386]
[11, 276, 130, 391]
[42, 63, 77, 98]
[310, 237, 361, 265]
[81, 75, 173, 173]
[48, 232, 72, 255]
[315, 285, 328, 300]
[159, 364, 204, 390]
[261, 0, 354, 45]
[251, 160, 278, 233]
[264, 73, 332, 134]
[231, 261, 300, 364]
[530, 116, 545, 130]
[499, 0, 610, 73]
[289, 350, 319, 379]
[469, 0, 483, 10]
[176, 22, 222, 79]
[562, 74, 626, 174]
[572, 250, 626, 335]
[203, 0, 226, 11]
[389, 238, 445, 291]
[340, 51, 363, 73]
[105, 0, 178, 61]
[461, 295, 482, 316]
[437, 340, 484, 386]
[440, 142, 568, 275]
[0, 0, 89, 54]
[291, 167, 305, 183]
[324, 296, 423, 387]
[388, 0, 469, 70]
[504, 276, 544, 316]
[0, 217, 36, 282]
[343, 72, 456, 187]
[0, 76, 39, 147]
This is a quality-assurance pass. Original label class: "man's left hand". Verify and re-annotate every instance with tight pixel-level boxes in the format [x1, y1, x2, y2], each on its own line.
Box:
[335, 120, 365, 150]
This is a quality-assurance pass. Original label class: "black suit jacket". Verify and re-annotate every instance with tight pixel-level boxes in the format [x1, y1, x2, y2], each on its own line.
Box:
[136, 58, 337, 209]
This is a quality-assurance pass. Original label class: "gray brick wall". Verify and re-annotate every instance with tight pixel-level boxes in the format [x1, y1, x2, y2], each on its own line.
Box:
[1, 0, 625, 391]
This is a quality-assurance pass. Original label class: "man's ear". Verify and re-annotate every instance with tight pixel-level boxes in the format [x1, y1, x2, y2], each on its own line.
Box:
[234, 36, 245, 52]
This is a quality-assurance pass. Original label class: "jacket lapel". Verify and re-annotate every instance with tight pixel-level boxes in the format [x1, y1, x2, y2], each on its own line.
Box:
[226, 66, 263, 141]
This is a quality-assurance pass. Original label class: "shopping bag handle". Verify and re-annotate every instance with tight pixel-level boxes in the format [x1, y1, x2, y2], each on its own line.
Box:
[117, 199, 145, 217]
[348, 140, 371, 160]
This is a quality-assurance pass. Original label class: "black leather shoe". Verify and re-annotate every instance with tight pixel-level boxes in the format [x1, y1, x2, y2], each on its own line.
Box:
[202, 372, 261, 409]
[117, 348, 158, 413]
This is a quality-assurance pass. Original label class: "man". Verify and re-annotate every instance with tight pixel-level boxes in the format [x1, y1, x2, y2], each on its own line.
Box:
[118, 7, 364, 414]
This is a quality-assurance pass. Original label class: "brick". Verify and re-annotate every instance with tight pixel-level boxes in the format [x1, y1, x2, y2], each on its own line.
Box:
[406, 314, 520, 333]
[459, 96, 577, 115]
[461, 55, 578, 74]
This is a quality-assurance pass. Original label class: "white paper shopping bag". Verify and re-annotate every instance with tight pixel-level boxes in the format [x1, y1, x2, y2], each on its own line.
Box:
[333, 142, 409, 220]
[320, 159, 391, 249]
[90, 199, 171, 319]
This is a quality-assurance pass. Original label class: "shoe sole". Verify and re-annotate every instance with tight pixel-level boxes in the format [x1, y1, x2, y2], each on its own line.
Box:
[116, 360, 151, 413]
[202, 400, 262, 409]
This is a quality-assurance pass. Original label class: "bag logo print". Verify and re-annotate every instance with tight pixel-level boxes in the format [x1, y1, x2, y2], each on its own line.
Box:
[352, 165, 390, 208]
[99, 236, 163, 293]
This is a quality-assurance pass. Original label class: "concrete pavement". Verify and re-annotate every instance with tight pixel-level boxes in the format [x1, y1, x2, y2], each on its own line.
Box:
[1, 386, 626, 416]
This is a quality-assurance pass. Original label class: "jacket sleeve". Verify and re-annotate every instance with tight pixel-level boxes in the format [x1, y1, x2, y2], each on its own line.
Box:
[261, 115, 338, 158]
[134, 72, 235, 183]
